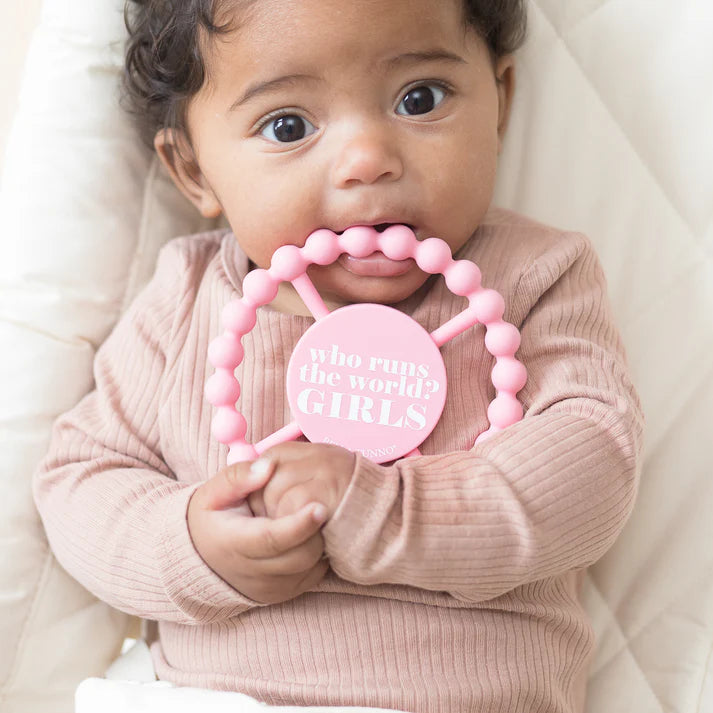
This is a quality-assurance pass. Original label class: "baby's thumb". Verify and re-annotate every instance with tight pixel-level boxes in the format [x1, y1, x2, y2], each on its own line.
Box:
[204, 458, 275, 511]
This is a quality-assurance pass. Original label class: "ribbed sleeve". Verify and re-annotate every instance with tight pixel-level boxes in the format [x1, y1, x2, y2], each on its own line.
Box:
[322, 234, 642, 603]
[32, 209, 644, 713]
[33, 238, 264, 624]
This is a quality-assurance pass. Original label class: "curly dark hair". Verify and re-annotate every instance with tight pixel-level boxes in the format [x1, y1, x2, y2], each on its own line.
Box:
[122, 0, 527, 148]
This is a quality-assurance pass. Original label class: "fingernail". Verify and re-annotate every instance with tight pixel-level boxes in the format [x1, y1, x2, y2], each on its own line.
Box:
[249, 458, 273, 480]
[312, 504, 327, 522]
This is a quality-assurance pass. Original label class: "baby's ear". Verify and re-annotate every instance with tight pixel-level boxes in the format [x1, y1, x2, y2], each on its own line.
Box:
[494, 55, 516, 153]
[154, 129, 223, 218]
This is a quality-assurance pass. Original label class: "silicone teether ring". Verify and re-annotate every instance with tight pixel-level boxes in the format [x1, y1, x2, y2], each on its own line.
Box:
[206, 225, 526, 464]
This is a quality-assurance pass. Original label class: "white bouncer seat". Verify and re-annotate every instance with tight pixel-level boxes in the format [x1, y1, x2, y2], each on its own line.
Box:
[1, 1, 712, 712]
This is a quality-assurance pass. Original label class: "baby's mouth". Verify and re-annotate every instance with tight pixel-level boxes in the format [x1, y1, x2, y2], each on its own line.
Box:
[334, 222, 415, 235]
[330, 224, 417, 278]
[373, 222, 414, 233]
[338, 251, 414, 277]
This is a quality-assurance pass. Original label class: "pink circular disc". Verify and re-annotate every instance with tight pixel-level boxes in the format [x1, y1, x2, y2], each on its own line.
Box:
[286, 304, 447, 463]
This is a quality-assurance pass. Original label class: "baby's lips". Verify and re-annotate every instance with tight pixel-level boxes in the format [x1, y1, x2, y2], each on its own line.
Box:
[337, 250, 415, 277]
[331, 222, 415, 234]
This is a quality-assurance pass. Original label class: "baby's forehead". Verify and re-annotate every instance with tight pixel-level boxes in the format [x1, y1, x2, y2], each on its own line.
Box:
[202, 0, 474, 67]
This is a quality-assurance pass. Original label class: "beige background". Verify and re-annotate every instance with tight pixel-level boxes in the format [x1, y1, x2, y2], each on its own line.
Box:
[0, 0, 43, 176]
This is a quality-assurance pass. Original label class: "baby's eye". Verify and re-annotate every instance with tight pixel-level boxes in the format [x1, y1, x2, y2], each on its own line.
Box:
[396, 84, 447, 116]
[260, 114, 317, 143]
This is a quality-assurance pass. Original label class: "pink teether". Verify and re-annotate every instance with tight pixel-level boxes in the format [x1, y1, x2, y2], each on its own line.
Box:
[206, 225, 527, 464]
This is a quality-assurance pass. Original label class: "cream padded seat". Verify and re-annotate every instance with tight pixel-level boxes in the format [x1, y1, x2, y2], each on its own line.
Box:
[1, 0, 712, 711]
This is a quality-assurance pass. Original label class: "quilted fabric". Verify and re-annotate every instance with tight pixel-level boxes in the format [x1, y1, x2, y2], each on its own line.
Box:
[493, 3, 713, 712]
[0, 0, 711, 712]
[0, 2, 216, 711]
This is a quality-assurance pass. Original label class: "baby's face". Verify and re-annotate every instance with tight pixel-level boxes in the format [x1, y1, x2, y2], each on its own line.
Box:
[172, 0, 513, 313]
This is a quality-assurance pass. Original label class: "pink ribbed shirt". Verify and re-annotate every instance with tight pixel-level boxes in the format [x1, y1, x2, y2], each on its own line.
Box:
[34, 208, 643, 713]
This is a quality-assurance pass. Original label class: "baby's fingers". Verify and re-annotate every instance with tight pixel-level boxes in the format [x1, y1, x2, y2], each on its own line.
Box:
[202, 458, 276, 511]
[245, 558, 330, 606]
[240, 502, 327, 560]
[250, 528, 327, 576]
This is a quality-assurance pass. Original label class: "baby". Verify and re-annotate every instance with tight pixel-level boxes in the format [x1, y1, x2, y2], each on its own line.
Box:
[33, 0, 644, 712]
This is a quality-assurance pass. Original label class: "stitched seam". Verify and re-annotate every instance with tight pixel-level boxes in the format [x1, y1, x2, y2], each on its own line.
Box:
[0, 549, 54, 699]
[532, 2, 712, 258]
[642, 344, 713, 457]
[585, 576, 665, 712]
[696, 636, 713, 712]
[558, 0, 617, 33]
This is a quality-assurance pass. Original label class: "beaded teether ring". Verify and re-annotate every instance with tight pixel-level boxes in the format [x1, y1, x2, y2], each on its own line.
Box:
[205, 225, 527, 465]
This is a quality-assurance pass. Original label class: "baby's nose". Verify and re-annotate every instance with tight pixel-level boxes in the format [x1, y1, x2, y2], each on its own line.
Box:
[330, 123, 403, 187]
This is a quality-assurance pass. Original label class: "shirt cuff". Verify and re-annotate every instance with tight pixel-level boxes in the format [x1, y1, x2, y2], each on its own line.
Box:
[322, 454, 395, 582]
[158, 483, 267, 623]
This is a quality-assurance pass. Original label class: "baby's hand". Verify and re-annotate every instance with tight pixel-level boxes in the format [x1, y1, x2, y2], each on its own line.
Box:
[187, 460, 329, 605]
[247, 442, 356, 522]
